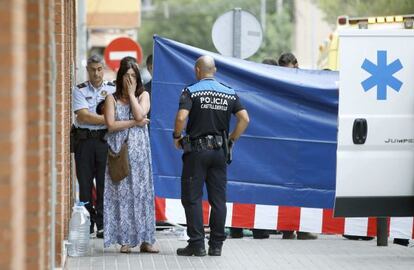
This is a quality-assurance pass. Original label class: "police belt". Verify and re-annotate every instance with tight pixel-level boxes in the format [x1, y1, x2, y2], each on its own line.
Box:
[74, 127, 107, 139]
[181, 135, 223, 153]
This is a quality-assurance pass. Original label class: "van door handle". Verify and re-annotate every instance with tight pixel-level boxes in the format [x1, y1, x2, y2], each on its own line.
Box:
[352, 118, 368, 144]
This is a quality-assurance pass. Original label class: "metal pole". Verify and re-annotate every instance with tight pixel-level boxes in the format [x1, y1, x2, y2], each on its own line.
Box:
[232, 8, 242, 58]
[260, 0, 266, 32]
[376, 217, 388, 246]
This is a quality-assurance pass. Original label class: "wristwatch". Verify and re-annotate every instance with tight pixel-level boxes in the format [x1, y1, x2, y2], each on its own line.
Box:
[172, 131, 182, 139]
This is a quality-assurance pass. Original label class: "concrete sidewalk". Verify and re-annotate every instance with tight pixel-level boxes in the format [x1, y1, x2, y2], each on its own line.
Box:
[65, 230, 413, 270]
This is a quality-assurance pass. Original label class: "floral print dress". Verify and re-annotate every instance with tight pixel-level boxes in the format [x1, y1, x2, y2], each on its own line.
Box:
[103, 101, 155, 248]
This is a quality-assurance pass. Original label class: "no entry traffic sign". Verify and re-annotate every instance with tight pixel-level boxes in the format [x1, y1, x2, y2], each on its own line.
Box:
[104, 37, 143, 71]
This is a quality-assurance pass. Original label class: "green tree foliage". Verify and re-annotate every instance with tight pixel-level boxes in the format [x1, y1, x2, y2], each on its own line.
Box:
[139, 0, 294, 63]
[315, 0, 414, 25]
[254, 9, 292, 62]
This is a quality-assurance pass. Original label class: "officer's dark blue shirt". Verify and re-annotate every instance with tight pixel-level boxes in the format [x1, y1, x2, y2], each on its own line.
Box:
[179, 78, 244, 138]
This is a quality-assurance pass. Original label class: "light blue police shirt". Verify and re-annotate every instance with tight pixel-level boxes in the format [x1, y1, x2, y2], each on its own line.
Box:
[72, 80, 116, 130]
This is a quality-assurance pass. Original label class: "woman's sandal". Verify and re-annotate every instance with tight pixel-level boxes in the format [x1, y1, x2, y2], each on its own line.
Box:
[140, 243, 159, 253]
[120, 245, 131, 253]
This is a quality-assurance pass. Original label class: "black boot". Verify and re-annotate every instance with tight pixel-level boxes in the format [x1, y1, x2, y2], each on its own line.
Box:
[96, 228, 104, 239]
[252, 229, 270, 239]
[230, 228, 244, 238]
[393, 238, 409, 246]
[208, 246, 222, 256]
[177, 245, 206, 256]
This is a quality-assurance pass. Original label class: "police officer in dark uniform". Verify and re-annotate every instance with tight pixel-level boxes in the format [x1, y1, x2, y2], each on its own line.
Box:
[71, 55, 115, 238]
[173, 55, 249, 256]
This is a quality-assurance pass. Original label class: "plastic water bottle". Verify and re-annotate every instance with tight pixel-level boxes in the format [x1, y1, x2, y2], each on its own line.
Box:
[68, 202, 91, 256]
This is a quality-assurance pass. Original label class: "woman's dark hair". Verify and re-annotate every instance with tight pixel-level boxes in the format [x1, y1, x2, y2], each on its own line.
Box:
[114, 57, 144, 99]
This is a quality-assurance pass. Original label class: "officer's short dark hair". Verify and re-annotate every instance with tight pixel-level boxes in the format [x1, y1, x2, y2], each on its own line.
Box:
[87, 54, 104, 66]
[262, 58, 278, 66]
[278, 53, 298, 67]
[146, 54, 153, 67]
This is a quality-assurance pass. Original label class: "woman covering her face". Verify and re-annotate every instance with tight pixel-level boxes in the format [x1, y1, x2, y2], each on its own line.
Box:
[102, 58, 159, 254]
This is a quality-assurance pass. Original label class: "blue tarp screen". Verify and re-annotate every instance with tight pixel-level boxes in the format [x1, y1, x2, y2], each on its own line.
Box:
[151, 36, 339, 209]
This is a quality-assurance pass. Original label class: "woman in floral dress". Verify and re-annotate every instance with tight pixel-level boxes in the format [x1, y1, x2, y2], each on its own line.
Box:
[103, 58, 158, 253]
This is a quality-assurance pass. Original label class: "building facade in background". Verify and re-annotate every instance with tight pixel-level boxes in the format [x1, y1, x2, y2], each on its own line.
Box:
[293, 0, 333, 69]
[86, 0, 141, 57]
[0, 1, 76, 269]
[85, 0, 142, 82]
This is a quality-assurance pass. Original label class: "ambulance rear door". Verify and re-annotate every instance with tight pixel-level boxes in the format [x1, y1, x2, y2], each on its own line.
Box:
[335, 29, 414, 217]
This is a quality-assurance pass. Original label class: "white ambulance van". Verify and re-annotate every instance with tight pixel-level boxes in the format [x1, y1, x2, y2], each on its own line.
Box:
[335, 29, 414, 217]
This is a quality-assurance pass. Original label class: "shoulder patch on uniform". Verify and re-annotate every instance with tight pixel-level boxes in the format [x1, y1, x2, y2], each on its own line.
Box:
[107, 81, 115, 86]
[76, 82, 87, 88]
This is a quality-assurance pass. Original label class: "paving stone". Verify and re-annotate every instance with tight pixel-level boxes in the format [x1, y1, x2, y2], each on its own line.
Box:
[65, 231, 414, 270]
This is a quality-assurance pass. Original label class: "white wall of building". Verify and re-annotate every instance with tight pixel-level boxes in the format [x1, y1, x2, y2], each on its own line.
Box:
[293, 0, 333, 69]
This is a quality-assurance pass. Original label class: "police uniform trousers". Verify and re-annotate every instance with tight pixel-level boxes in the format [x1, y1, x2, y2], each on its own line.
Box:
[74, 136, 108, 230]
[181, 148, 227, 249]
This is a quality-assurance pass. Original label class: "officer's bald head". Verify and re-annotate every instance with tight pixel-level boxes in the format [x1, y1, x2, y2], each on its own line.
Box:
[195, 55, 216, 80]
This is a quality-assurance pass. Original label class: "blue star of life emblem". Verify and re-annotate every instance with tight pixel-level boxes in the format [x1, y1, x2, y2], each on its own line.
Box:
[361, 50, 403, 100]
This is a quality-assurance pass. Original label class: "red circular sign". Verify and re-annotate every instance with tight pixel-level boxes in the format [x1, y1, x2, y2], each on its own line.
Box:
[104, 37, 143, 71]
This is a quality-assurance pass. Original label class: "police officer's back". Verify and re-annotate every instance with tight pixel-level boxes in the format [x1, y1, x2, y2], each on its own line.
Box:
[173, 55, 249, 256]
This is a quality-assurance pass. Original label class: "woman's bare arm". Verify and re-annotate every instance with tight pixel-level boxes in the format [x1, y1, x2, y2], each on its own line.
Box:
[104, 95, 141, 133]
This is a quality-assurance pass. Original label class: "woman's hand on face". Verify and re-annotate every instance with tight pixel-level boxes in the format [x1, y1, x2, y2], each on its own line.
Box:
[126, 76, 137, 96]
[135, 118, 150, 127]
